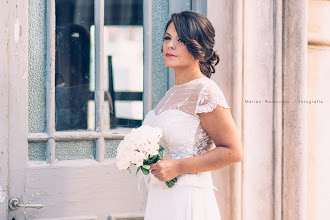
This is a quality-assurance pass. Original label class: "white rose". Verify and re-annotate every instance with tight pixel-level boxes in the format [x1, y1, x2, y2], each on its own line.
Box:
[116, 125, 163, 171]
[116, 154, 131, 170]
[130, 150, 145, 167]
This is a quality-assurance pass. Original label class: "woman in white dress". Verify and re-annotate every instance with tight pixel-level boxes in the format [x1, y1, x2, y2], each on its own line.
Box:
[142, 10, 243, 220]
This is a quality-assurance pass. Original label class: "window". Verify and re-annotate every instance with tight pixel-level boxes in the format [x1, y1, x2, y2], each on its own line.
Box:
[55, 0, 143, 131]
[28, 0, 146, 162]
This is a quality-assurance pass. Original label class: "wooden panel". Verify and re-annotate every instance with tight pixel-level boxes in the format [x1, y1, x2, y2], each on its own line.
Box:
[95, 0, 105, 162]
[110, 215, 144, 220]
[24, 161, 147, 218]
[46, 0, 56, 164]
[7, 0, 149, 218]
[27, 216, 97, 220]
[6, 0, 29, 218]
[0, 0, 9, 218]
[143, 0, 153, 116]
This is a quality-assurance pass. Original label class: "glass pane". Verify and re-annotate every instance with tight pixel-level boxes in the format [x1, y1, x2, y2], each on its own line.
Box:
[29, 142, 47, 161]
[56, 141, 95, 161]
[55, 0, 95, 131]
[28, 0, 46, 133]
[104, 25, 143, 129]
[99, 0, 144, 129]
[105, 139, 121, 159]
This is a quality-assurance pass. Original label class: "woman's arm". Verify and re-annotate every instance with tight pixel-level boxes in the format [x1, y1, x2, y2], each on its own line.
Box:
[150, 106, 243, 182]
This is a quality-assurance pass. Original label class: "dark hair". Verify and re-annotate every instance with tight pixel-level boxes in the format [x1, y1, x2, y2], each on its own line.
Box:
[163, 10, 220, 78]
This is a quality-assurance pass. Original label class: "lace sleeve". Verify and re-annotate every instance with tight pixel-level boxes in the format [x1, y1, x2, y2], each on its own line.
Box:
[195, 82, 230, 114]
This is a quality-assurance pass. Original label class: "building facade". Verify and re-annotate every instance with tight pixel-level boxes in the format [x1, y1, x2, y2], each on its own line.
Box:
[0, 0, 329, 219]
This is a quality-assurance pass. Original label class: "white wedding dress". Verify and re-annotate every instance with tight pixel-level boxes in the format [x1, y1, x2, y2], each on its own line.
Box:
[141, 77, 230, 220]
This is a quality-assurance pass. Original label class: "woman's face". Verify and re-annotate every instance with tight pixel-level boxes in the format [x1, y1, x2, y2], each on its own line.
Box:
[162, 22, 197, 69]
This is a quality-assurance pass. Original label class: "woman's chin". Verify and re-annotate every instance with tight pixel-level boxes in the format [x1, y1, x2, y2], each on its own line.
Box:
[164, 62, 179, 69]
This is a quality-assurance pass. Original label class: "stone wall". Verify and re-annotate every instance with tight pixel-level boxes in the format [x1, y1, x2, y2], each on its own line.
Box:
[208, 0, 330, 219]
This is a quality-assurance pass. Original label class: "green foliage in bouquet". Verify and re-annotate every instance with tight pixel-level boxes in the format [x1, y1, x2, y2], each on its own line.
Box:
[136, 145, 177, 188]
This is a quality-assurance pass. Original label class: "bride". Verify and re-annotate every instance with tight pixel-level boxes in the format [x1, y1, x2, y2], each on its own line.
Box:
[142, 10, 243, 220]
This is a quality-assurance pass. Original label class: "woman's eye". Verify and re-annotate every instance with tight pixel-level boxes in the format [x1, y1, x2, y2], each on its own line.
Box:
[163, 36, 170, 40]
[178, 38, 183, 42]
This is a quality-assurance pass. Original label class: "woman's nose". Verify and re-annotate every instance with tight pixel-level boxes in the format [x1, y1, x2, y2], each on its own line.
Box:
[168, 40, 175, 49]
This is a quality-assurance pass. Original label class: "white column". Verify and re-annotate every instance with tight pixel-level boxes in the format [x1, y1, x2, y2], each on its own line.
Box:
[273, 0, 283, 219]
[282, 0, 308, 219]
[208, 1, 243, 219]
[229, 0, 243, 219]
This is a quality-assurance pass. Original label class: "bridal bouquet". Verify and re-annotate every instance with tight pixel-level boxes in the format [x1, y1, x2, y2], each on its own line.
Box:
[116, 125, 177, 188]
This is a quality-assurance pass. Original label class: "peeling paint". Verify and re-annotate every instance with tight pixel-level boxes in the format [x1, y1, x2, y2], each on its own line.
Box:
[0, 186, 7, 203]
[14, 18, 20, 42]
[23, 70, 27, 79]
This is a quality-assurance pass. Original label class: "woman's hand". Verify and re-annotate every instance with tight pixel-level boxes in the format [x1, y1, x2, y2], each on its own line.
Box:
[150, 158, 181, 182]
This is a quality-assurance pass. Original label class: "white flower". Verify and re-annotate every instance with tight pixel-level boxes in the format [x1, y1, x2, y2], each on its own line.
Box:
[116, 153, 131, 170]
[129, 150, 145, 167]
[116, 125, 163, 169]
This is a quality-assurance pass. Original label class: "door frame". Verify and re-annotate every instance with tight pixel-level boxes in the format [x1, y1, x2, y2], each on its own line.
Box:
[0, 0, 29, 219]
[0, 0, 10, 217]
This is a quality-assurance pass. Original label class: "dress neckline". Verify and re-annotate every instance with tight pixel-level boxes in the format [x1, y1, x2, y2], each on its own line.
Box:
[151, 109, 199, 119]
[174, 77, 209, 87]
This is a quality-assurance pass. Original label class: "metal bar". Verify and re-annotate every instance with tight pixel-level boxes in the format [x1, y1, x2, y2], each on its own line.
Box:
[114, 118, 142, 128]
[115, 92, 143, 101]
[107, 56, 115, 127]
[46, 0, 56, 164]
[143, 0, 153, 117]
[95, 0, 105, 162]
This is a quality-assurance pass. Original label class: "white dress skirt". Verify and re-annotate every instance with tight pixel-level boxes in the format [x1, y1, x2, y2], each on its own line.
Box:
[144, 172, 221, 220]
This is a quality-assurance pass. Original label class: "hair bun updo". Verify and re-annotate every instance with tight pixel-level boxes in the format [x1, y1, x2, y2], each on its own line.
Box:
[164, 10, 220, 78]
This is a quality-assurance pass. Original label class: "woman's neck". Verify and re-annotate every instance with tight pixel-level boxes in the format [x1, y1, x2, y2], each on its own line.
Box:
[173, 66, 206, 86]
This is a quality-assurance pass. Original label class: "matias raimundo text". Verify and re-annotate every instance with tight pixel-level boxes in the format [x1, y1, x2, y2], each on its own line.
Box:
[244, 99, 323, 104]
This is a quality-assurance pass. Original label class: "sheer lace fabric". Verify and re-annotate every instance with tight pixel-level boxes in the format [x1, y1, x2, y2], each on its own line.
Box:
[148, 77, 230, 160]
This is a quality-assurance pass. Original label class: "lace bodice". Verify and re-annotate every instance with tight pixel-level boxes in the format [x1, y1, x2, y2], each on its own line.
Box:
[142, 77, 230, 160]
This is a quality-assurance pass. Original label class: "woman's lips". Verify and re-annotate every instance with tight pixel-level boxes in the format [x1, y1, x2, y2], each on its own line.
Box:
[166, 53, 176, 58]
